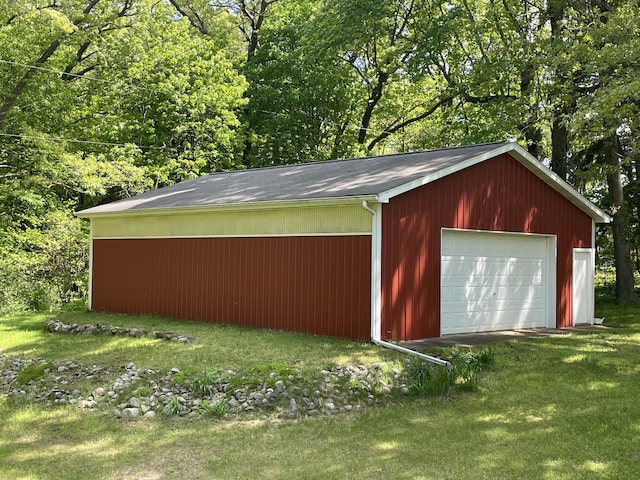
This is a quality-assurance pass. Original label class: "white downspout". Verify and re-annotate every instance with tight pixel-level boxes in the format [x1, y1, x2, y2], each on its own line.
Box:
[362, 200, 449, 367]
[88, 220, 94, 311]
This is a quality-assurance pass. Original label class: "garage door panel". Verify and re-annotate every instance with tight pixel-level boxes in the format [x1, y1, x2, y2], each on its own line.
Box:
[441, 230, 550, 335]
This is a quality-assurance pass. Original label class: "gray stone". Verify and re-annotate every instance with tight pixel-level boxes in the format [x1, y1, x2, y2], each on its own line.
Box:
[129, 328, 146, 338]
[289, 398, 297, 413]
[129, 397, 140, 408]
[122, 407, 140, 418]
[143, 410, 156, 418]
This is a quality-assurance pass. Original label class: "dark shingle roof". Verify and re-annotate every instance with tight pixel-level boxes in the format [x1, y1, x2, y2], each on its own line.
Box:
[77, 142, 508, 215]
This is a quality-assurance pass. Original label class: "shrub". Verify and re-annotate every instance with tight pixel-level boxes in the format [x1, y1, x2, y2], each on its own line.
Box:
[190, 370, 227, 396]
[0, 211, 88, 314]
[13, 362, 53, 386]
[404, 347, 495, 395]
[163, 395, 182, 416]
[404, 357, 453, 395]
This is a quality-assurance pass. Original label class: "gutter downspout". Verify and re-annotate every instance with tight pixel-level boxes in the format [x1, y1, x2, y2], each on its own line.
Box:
[362, 200, 449, 367]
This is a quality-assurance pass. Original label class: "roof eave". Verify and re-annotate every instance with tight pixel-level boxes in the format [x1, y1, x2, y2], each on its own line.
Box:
[75, 195, 380, 219]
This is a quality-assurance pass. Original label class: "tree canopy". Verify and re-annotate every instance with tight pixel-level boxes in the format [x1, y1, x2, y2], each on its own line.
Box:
[0, 0, 637, 311]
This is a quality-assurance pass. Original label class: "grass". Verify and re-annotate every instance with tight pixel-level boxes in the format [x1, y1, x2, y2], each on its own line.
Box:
[1, 301, 640, 479]
[0, 310, 398, 372]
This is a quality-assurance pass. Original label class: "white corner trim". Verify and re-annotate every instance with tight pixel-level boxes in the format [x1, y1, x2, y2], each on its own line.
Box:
[88, 221, 94, 311]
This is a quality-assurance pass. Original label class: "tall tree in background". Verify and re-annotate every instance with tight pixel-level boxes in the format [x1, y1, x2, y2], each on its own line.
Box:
[568, 0, 639, 303]
[0, 0, 247, 311]
[0, 0, 637, 311]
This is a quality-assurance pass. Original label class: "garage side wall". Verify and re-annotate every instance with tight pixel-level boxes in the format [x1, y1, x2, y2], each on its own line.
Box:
[92, 235, 372, 340]
[380, 153, 592, 340]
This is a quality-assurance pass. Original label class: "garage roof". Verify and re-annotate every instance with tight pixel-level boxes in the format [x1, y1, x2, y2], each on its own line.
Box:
[76, 141, 610, 223]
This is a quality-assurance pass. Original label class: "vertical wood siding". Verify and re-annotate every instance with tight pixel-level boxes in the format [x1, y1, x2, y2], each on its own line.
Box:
[381, 153, 592, 340]
[92, 235, 371, 340]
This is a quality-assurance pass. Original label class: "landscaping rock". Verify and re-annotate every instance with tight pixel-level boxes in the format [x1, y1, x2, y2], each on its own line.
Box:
[43, 319, 197, 343]
[122, 407, 140, 418]
[0, 351, 421, 421]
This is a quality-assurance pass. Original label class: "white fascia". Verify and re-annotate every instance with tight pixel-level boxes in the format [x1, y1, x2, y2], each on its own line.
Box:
[75, 195, 379, 219]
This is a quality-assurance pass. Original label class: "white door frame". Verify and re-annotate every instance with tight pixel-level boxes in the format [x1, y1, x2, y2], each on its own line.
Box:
[572, 248, 595, 325]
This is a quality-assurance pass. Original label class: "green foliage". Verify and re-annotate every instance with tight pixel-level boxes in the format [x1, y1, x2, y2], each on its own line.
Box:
[197, 396, 230, 419]
[448, 347, 495, 391]
[162, 395, 182, 416]
[405, 347, 494, 395]
[0, 211, 88, 314]
[404, 357, 453, 395]
[13, 362, 53, 386]
[189, 370, 228, 396]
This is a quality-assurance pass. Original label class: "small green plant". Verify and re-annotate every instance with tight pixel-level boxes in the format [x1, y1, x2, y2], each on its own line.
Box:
[346, 376, 370, 396]
[135, 385, 152, 397]
[13, 362, 53, 386]
[448, 347, 495, 391]
[190, 370, 226, 396]
[162, 395, 182, 416]
[197, 396, 230, 419]
[404, 358, 452, 395]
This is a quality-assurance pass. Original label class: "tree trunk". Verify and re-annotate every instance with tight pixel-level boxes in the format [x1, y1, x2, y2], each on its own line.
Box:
[551, 117, 568, 180]
[358, 70, 389, 146]
[519, 65, 542, 158]
[605, 135, 637, 303]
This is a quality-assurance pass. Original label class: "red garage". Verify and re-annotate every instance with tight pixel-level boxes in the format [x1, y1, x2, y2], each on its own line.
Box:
[77, 141, 610, 341]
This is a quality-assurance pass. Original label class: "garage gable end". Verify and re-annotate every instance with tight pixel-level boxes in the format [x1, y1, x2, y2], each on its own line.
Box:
[380, 152, 594, 340]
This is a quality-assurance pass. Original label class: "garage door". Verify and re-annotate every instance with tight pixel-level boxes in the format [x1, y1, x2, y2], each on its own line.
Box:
[441, 230, 552, 335]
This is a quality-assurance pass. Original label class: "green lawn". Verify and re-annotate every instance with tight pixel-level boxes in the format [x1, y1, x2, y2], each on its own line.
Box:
[1, 304, 640, 479]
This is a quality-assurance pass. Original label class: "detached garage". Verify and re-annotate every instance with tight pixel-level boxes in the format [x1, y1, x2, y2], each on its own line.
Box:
[76, 141, 610, 341]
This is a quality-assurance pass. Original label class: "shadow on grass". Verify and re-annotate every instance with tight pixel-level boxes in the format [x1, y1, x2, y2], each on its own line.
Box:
[1, 304, 640, 479]
[0, 404, 184, 480]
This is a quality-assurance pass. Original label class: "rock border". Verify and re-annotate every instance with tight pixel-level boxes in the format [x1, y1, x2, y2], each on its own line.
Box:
[44, 318, 197, 344]
[0, 354, 413, 421]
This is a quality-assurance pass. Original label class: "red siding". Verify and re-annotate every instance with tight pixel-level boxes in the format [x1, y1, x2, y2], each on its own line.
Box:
[381, 153, 592, 340]
[92, 235, 371, 340]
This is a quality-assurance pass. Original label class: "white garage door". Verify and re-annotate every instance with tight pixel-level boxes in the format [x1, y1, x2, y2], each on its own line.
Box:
[441, 230, 552, 335]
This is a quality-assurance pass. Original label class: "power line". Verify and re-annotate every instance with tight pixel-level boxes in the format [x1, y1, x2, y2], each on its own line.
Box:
[0, 132, 163, 150]
[0, 58, 163, 95]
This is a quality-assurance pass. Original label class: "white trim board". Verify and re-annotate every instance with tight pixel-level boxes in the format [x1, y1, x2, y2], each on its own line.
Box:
[91, 232, 373, 240]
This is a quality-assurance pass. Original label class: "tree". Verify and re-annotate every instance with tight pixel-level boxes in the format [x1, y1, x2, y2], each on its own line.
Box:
[568, 0, 639, 302]
[0, 0, 247, 311]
